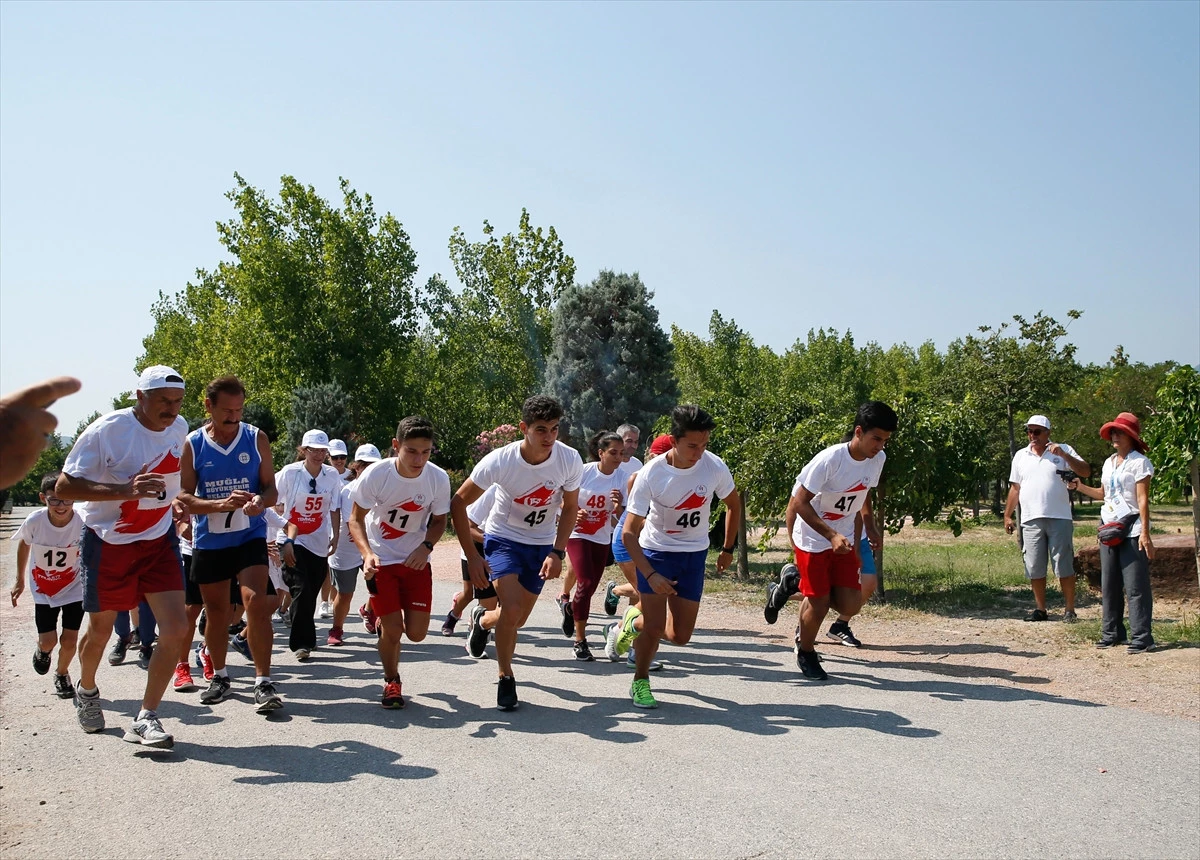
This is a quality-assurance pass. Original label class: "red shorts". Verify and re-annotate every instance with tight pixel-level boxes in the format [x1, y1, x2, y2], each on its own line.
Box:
[371, 562, 432, 617]
[81, 527, 184, 613]
[794, 546, 860, 598]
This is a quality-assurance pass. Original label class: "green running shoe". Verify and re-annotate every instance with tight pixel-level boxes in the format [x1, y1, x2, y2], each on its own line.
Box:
[615, 606, 642, 657]
[630, 678, 658, 709]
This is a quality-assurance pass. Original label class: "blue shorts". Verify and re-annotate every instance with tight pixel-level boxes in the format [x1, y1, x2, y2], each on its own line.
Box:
[611, 512, 632, 564]
[859, 538, 876, 576]
[484, 535, 552, 596]
[637, 549, 707, 602]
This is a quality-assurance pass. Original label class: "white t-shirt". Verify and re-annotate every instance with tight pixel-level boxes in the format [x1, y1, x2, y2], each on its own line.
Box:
[628, 451, 735, 553]
[791, 443, 886, 553]
[1099, 451, 1154, 538]
[460, 485, 498, 560]
[11, 509, 84, 606]
[351, 459, 452, 566]
[277, 462, 343, 556]
[328, 481, 363, 570]
[1009, 443, 1080, 521]
[62, 409, 188, 544]
[621, 456, 644, 475]
[571, 463, 628, 545]
[469, 440, 584, 545]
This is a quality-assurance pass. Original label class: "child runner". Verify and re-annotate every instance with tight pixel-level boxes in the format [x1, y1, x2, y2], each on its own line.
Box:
[451, 395, 582, 711]
[609, 405, 741, 708]
[440, 484, 499, 636]
[10, 472, 84, 698]
[349, 417, 451, 708]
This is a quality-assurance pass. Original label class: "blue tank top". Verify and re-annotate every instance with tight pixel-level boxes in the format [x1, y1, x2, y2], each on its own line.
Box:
[190, 423, 267, 549]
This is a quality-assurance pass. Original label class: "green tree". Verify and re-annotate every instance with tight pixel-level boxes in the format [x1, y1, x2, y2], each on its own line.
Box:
[1144, 366, 1200, 584]
[140, 173, 429, 444]
[286, 383, 356, 452]
[542, 270, 677, 451]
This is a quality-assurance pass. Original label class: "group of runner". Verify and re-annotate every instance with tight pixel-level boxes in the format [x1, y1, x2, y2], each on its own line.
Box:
[10, 364, 896, 748]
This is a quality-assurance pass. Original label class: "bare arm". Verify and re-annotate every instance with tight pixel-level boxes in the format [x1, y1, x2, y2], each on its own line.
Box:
[56, 469, 162, 503]
[450, 479, 488, 590]
[1070, 479, 1103, 502]
[348, 503, 377, 577]
[11, 542, 29, 605]
[540, 488, 580, 580]
[403, 512, 446, 569]
[622, 512, 674, 595]
[1048, 442, 1091, 478]
[1003, 484, 1021, 534]
[716, 489, 741, 573]
[1136, 477, 1154, 559]
[795, 485, 851, 553]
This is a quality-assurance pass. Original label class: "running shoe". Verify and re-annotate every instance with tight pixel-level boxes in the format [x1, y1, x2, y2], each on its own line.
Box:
[294, 648, 312, 662]
[559, 596, 574, 638]
[53, 673, 74, 699]
[763, 563, 799, 625]
[32, 647, 51, 675]
[359, 603, 377, 635]
[603, 581, 619, 616]
[200, 674, 232, 704]
[381, 678, 405, 709]
[198, 609, 207, 636]
[630, 678, 658, 709]
[74, 685, 105, 733]
[441, 611, 459, 637]
[1095, 637, 1127, 649]
[797, 647, 829, 680]
[1127, 642, 1156, 654]
[123, 713, 173, 749]
[228, 620, 247, 636]
[626, 647, 663, 672]
[254, 681, 283, 714]
[173, 663, 197, 692]
[318, 601, 332, 619]
[496, 674, 518, 711]
[603, 623, 621, 662]
[107, 635, 131, 666]
[231, 633, 253, 660]
[466, 605, 489, 659]
[272, 608, 287, 625]
[129, 630, 141, 648]
[826, 620, 862, 648]
[1024, 608, 1049, 622]
[137, 645, 153, 670]
[194, 644, 214, 681]
[326, 626, 344, 646]
[573, 639, 595, 662]
[615, 606, 641, 657]
[1062, 610, 1078, 623]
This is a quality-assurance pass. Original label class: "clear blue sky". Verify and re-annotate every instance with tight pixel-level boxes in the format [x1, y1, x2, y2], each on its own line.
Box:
[2, 1, 1197, 434]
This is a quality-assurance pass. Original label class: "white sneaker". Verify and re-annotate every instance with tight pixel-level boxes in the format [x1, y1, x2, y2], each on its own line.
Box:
[123, 713, 174, 749]
[318, 601, 332, 619]
[603, 623, 621, 662]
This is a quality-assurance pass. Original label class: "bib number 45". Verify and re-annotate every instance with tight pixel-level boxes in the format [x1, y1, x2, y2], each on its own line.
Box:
[523, 509, 547, 527]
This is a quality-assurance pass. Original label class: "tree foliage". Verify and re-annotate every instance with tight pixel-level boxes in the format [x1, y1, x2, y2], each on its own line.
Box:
[543, 271, 677, 451]
[1145, 365, 1200, 502]
[286, 383, 356, 453]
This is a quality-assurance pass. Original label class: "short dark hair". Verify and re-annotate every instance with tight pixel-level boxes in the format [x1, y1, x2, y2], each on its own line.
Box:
[206, 376, 246, 404]
[670, 405, 716, 438]
[40, 472, 61, 495]
[589, 430, 623, 461]
[854, 401, 898, 434]
[395, 416, 435, 443]
[522, 395, 563, 425]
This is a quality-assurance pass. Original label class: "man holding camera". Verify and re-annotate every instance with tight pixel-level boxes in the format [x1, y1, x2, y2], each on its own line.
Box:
[1004, 414, 1091, 622]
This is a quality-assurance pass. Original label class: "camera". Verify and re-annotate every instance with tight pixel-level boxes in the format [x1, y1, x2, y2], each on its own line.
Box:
[1056, 469, 1077, 484]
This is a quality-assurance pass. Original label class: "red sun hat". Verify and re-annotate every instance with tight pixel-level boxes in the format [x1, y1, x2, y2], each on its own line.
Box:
[648, 434, 674, 456]
[1099, 412, 1147, 453]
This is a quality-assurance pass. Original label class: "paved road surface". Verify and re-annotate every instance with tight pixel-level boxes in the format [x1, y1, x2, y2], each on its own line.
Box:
[1, 526, 1197, 859]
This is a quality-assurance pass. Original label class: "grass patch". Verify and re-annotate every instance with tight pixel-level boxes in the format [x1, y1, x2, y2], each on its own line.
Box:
[1062, 613, 1200, 647]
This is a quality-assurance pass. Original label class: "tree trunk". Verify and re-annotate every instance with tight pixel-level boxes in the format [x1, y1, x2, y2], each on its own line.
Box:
[737, 489, 749, 580]
[873, 481, 886, 602]
[1191, 458, 1199, 593]
[972, 484, 981, 520]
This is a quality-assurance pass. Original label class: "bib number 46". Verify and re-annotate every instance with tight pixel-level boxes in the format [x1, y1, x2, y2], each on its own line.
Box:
[675, 511, 702, 528]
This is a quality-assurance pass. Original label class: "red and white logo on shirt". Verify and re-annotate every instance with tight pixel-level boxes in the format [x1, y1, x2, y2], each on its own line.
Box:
[114, 448, 182, 535]
[665, 484, 707, 534]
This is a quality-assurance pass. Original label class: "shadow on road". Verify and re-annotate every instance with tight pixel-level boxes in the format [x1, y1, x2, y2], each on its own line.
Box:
[176, 739, 438, 784]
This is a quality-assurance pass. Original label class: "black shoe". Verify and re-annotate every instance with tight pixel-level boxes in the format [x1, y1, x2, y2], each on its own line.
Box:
[137, 645, 153, 670]
[764, 563, 799, 624]
[197, 609, 207, 636]
[254, 681, 283, 714]
[53, 673, 74, 698]
[466, 605, 489, 659]
[497, 675, 519, 711]
[128, 630, 141, 648]
[200, 674, 232, 704]
[32, 647, 51, 675]
[107, 635, 131, 666]
[603, 581, 619, 616]
[228, 620, 246, 637]
[827, 620, 862, 648]
[1024, 609, 1049, 622]
[573, 640, 595, 662]
[1126, 642, 1156, 654]
[1095, 638, 1127, 649]
[797, 648, 829, 680]
[560, 597, 574, 638]
[441, 613, 459, 637]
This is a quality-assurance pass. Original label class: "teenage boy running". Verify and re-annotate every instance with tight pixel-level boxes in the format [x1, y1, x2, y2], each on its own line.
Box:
[451, 396, 582, 711]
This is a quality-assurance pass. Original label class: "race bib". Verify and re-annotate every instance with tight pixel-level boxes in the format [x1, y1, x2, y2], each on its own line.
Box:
[137, 472, 182, 510]
[30, 543, 80, 598]
[508, 502, 553, 531]
[290, 494, 325, 535]
[207, 508, 250, 534]
[576, 493, 610, 535]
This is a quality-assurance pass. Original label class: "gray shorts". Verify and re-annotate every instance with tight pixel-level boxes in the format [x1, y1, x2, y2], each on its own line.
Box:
[330, 565, 360, 593]
[1021, 518, 1075, 580]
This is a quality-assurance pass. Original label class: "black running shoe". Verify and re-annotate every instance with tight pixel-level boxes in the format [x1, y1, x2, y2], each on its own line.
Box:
[200, 674, 232, 704]
[797, 648, 828, 680]
[441, 613, 459, 637]
[826, 620, 862, 648]
[573, 640, 595, 662]
[107, 635, 131, 666]
[197, 609, 207, 636]
[497, 674, 519, 711]
[560, 597, 574, 638]
[466, 605, 489, 659]
[763, 563, 799, 624]
[53, 673, 74, 699]
[254, 681, 283, 714]
[137, 645, 153, 670]
[1024, 608, 1049, 622]
[228, 620, 246, 636]
[32, 647, 51, 675]
[603, 581, 619, 616]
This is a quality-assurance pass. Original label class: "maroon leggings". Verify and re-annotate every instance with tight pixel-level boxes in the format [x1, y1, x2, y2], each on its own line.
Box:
[567, 537, 610, 623]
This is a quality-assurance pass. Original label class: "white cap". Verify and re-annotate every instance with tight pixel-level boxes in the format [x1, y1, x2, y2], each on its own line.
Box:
[137, 365, 185, 392]
[354, 443, 382, 463]
[1025, 414, 1051, 430]
[301, 429, 330, 449]
[328, 439, 349, 457]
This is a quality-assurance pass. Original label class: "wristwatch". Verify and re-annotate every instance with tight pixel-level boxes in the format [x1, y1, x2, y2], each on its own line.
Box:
[721, 544, 736, 554]
[421, 540, 434, 551]
[549, 548, 566, 560]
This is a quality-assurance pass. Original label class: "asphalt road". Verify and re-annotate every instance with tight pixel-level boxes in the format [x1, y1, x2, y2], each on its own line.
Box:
[1, 523, 1197, 859]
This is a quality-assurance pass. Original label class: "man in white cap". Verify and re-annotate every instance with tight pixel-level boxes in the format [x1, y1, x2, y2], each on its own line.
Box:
[326, 443, 382, 645]
[276, 429, 342, 660]
[1004, 414, 1092, 622]
[318, 439, 351, 618]
[55, 365, 190, 748]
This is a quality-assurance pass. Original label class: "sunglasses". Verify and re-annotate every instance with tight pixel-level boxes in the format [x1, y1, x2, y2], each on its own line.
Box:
[308, 476, 317, 493]
[330, 455, 347, 461]
[1026, 428, 1046, 436]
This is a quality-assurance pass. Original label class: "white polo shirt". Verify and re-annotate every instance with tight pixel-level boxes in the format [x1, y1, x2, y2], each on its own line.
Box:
[1009, 443, 1080, 521]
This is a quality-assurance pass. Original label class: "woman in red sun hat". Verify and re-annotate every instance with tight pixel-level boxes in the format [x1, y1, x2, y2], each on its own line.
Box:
[1070, 412, 1156, 653]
